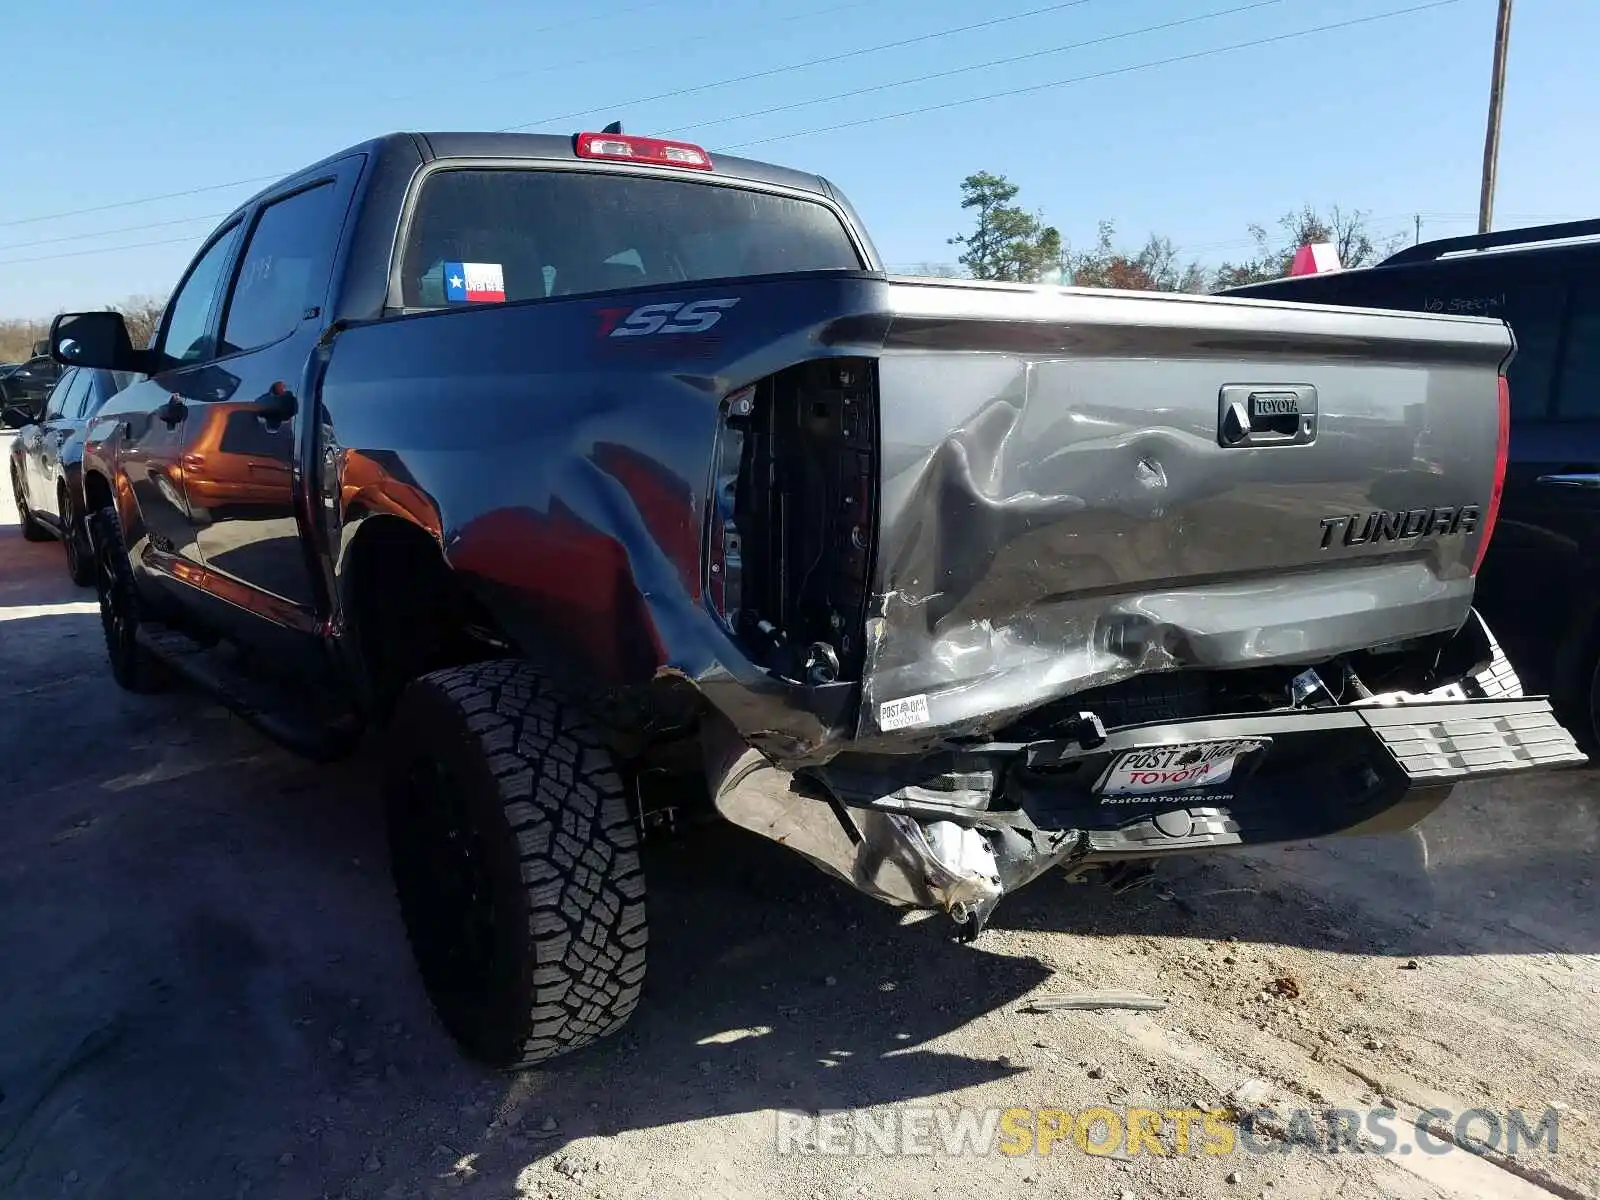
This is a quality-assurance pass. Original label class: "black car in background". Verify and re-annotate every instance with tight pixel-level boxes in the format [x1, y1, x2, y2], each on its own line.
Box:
[0, 344, 66, 427]
[1229, 218, 1600, 753]
[8, 365, 135, 584]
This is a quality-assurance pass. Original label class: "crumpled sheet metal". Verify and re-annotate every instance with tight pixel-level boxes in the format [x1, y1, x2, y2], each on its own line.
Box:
[854, 300, 1492, 743]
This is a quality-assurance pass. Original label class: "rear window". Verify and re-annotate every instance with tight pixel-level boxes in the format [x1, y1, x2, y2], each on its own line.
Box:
[398, 168, 863, 309]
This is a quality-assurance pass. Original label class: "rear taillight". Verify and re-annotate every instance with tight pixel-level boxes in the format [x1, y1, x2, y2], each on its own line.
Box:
[574, 132, 713, 171]
[1473, 375, 1511, 574]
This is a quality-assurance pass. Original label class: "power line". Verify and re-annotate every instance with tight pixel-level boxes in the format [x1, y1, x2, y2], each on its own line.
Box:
[0, 0, 889, 233]
[0, 233, 213, 268]
[0, 1, 1465, 268]
[0, 0, 1223, 258]
[661, 0, 1284, 137]
[0, 175, 275, 231]
[405, 0, 881, 114]
[497, 0, 1102, 132]
[0, 211, 230, 254]
[725, 0, 1462, 149]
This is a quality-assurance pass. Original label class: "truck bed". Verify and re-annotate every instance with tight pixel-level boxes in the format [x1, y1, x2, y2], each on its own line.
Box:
[314, 271, 1512, 758]
[861, 277, 1512, 740]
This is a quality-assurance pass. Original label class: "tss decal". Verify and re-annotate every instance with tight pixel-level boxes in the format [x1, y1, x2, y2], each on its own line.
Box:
[597, 298, 740, 338]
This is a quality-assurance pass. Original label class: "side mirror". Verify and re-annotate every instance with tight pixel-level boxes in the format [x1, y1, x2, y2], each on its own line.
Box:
[50, 311, 155, 374]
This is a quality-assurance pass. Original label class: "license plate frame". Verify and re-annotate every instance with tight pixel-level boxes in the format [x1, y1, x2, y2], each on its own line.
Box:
[1094, 737, 1270, 798]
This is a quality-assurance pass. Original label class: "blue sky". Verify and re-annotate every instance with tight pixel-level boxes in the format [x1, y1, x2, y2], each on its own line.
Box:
[1, 0, 1593, 318]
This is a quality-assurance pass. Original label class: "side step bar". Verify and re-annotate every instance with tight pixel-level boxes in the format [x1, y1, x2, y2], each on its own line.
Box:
[136, 624, 363, 762]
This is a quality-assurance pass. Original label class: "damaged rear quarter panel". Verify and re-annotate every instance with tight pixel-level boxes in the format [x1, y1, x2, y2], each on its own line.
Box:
[857, 281, 1513, 743]
[315, 273, 893, 754]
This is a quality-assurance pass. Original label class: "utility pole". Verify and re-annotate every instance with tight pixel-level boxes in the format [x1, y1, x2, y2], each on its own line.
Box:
[1478, 0, 1514, 234]
[1414, 214, 1422, 245]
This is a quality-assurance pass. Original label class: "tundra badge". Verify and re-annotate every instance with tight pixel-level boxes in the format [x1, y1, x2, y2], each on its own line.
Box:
[1319, 505, 1483, 549]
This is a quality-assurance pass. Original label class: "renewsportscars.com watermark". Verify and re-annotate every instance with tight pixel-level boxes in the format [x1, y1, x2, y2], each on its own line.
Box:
[774, 1104, 1564, 1160]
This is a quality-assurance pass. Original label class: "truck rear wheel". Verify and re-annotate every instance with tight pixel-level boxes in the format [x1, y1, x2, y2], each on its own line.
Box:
[382, 661, 647, 1070]
[87, 506, 169, 693]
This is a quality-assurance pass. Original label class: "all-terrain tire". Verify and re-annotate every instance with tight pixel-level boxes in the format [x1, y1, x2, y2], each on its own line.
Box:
[11, 464, 50, 542]
[383, 660, 647, 1070]
[60, 485, 94, 587]
[87, 505, 169, 692]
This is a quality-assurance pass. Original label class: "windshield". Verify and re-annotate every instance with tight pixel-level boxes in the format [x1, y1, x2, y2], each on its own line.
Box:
[399, 167, 864, 309]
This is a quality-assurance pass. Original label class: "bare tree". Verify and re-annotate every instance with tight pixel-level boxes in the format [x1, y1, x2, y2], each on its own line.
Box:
[901, 262, 969, 279]
[0, 318, 51, 363]
[1213, 206, 1406, 289]
[1071, 222, 1210, 293]
[113, 295, 166, 350]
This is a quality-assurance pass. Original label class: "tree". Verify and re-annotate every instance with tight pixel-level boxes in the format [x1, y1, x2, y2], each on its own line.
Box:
[903, 261, 969, 279]
[0, 318, 50, 363]
[1213, 206, 1405, 289]
[113, 295, 166, 350]
[947, 172, 1064, 283]
[1071, 221, 1210, 293]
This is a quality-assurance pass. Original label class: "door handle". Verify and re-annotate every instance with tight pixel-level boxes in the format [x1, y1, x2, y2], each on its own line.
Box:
[252, 381, 298, 426]
[159, 394, 186, 428]
[1535, 472, 1600, 489]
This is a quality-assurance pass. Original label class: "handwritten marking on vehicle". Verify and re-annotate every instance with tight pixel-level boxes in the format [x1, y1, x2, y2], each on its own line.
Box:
[596, 297, 740, 338]
[878, 693, 931, 732]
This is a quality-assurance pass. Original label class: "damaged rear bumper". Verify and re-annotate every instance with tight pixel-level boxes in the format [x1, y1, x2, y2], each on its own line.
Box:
[705, 695, 1587, 935]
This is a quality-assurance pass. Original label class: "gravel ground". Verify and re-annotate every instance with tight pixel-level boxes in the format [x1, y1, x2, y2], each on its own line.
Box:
[2, 436, 1596, 1200]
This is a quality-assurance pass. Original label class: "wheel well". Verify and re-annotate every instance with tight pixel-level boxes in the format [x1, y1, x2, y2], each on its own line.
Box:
[83, 471, 113, 513]
[341, 517, 510, 722]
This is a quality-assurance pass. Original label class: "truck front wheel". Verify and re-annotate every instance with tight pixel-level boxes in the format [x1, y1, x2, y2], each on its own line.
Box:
[382, 661, 647, 1070]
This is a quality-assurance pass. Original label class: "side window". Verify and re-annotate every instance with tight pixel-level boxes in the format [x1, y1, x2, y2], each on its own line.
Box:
[74, 373, 106, 419]
[161, 224, 244, 367]
[42, 370, 78, 419]
[220, 182, 339, 355]
[1555, 282, 1600, 420]
[63, 371, 96, 419]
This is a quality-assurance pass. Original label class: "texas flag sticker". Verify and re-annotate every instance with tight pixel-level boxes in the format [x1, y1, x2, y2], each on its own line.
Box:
[444, 261, 506, 303]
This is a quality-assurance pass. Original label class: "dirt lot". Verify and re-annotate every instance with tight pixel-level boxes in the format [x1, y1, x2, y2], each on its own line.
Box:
[2, 438, 1597, 1200]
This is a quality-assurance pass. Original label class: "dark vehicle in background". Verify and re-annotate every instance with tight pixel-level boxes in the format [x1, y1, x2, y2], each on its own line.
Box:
[8, 365, 135, 582]
[0, 344, 66, 428]
[48, 129, 1586, 1074]
[1229, 219, 1600, 754]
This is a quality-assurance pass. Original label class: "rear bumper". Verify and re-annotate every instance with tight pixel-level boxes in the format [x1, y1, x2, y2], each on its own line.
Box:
[1005, 695, 1586, 863]
[708, 694, 1587, 934]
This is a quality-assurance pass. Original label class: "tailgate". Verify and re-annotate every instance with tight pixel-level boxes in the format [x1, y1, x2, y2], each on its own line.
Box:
[860, 280, 1514, 738]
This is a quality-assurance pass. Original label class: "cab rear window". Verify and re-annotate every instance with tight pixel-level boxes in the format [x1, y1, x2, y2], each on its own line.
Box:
[398, 168, 863, 309]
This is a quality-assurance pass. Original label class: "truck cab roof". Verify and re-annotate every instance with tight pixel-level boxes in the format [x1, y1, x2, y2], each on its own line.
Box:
[237, 130, 844, 215]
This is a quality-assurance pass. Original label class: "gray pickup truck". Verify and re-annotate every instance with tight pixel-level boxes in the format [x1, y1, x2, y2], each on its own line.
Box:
[50, 129, 1587, 1071]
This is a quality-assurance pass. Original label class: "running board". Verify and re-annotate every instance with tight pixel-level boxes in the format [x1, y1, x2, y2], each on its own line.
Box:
[136, 624, 363, 762]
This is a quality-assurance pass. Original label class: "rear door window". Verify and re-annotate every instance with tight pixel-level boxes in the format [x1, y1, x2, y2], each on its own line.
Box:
[399, 168, 863, 308]
[41, 371, 76, 422]
[220, 182, 340, 354]
[42, 370, 81, 420]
